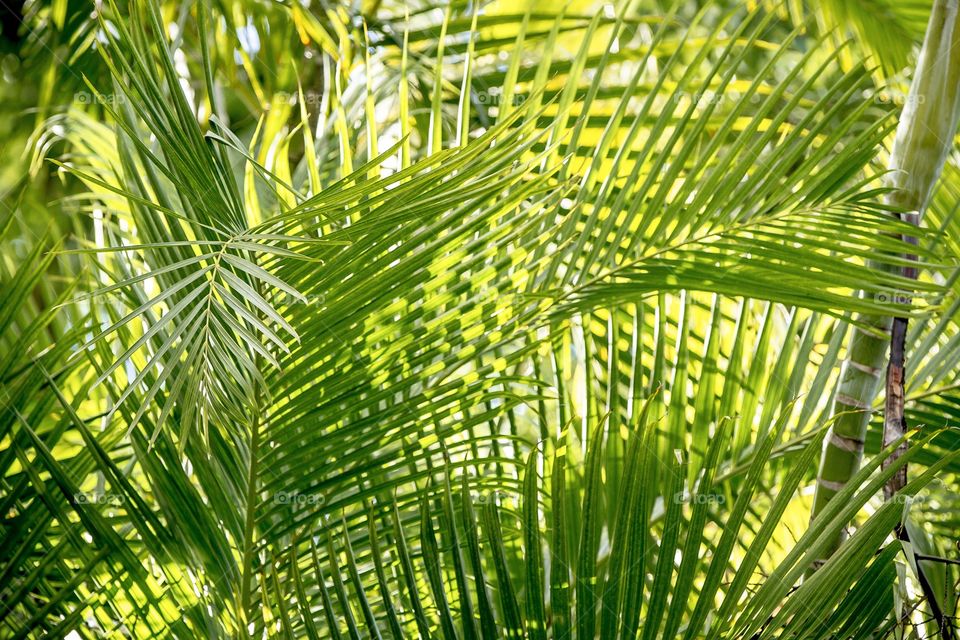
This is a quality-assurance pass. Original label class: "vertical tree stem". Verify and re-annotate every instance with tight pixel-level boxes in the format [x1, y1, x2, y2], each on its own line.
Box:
[811, 0, 960, 562]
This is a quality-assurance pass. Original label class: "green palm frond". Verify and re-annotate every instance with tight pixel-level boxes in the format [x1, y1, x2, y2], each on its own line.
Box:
[768, 0, 933, 79]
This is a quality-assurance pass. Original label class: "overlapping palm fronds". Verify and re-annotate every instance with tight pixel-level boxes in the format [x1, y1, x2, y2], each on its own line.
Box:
[1, 0, 959, 638]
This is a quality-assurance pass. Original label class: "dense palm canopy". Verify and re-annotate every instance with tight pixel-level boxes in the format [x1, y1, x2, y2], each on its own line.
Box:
[2, 0, 960, 638]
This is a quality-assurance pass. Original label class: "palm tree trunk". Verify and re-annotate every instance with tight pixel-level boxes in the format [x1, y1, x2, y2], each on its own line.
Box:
[811, 0, 960, 563]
